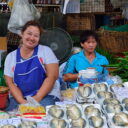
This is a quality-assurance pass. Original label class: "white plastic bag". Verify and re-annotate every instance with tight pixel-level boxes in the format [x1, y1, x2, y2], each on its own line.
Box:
[8, 0, 41, 35]
[26, 96, 40, 106]
[122, 4, 128, 20]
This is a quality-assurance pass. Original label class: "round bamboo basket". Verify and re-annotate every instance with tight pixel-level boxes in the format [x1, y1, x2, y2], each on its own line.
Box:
[97, 29, 128, 53]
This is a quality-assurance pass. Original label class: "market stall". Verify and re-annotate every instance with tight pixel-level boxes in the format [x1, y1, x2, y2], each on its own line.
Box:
[0, 64, 128, 128]
[0, 0, 128, 128]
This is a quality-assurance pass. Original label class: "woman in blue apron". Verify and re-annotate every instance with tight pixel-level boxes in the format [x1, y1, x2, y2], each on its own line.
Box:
[4, 21, 60, 111]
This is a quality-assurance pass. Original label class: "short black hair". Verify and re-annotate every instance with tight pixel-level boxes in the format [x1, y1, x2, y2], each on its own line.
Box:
[22, 20, 43, 36]
[80, 30, 98, 44]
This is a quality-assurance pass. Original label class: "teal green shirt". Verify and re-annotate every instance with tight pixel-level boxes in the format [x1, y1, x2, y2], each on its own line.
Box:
[64, 50, 109, 88]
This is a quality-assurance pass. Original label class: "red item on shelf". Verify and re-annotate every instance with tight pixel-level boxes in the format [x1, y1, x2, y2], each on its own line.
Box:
[0, 92, 8, 109]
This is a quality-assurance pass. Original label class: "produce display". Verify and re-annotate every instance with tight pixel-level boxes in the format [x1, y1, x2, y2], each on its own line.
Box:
[48, 105, 64, 119]
[93, 83, 108, 93]
[104, 52, 128, 82]
[0, 111, 10, 119]
[103, 98, 120, 105]
[105, 104, 123, 113]
[1, 81, 128, 128]
[70, 117, 86, 128]
[77, 85, 92, 98]
[113, 112, 128, 126]
[97, 91, 113, 99]
[89, 116, 104, 127]
[19, 105, 45, 114]
[50, 118, 67, 128]
[66, 104, 81, 120]
[84, 105, 101, 117]
[0, 120, 38, 128]
[110, 83, 124, 92]
[125, 103, 128, 111]
[0, 125, 16, 128]
[61, 89, 75, 100]
[122, 98, 128, 104]
[18, 121, 37, 128]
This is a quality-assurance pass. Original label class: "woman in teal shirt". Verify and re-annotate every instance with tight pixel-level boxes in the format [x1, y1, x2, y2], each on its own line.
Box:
[63, 30, 109, 88]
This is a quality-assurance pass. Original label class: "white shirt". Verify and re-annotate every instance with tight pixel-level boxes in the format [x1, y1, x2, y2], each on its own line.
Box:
[4, 45, 61, 99]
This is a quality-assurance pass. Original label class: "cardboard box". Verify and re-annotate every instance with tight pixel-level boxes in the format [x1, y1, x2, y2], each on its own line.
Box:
[0, 37, 7, 51]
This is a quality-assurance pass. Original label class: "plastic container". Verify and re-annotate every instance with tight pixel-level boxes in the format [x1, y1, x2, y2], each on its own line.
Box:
[0, 92, 8, 109]
[79, 74, 106, 84]
[0, 86, 9, 109]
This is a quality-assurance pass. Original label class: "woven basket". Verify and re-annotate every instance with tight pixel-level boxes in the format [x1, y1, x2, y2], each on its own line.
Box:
[97, 29, 128, 53]
[80, 0, 113, 13]
[66, 14, 95, 32]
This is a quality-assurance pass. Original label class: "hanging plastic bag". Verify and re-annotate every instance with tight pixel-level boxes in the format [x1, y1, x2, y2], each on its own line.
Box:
[8, 0, 41, 35]
[122, 4, 128, 20]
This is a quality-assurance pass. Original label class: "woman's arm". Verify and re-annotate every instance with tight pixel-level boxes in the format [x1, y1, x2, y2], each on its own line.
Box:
[5, 75, 27, 104]
[63, 73, 78, 82]
[63, 55, 78, 82]
[32, 63, 59, 102]
[4, 52, 26, 104]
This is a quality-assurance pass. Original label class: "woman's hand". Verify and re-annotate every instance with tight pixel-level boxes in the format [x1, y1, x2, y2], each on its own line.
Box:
[32, 63, 59, 102]
[63, 73, 79, 82]
[5, 75, 27, 104]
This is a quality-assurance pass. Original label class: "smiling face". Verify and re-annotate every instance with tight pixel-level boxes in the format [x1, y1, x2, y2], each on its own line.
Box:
[21, 26, 40, 49]
[80, 36, 97, 54]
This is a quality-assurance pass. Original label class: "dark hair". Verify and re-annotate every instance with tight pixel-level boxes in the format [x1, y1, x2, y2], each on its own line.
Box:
[80, 30, 98, 44]
[21, 20, 43, 36]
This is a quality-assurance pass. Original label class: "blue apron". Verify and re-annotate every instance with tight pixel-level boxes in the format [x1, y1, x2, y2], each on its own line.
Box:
[14, 45, 46, 96]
